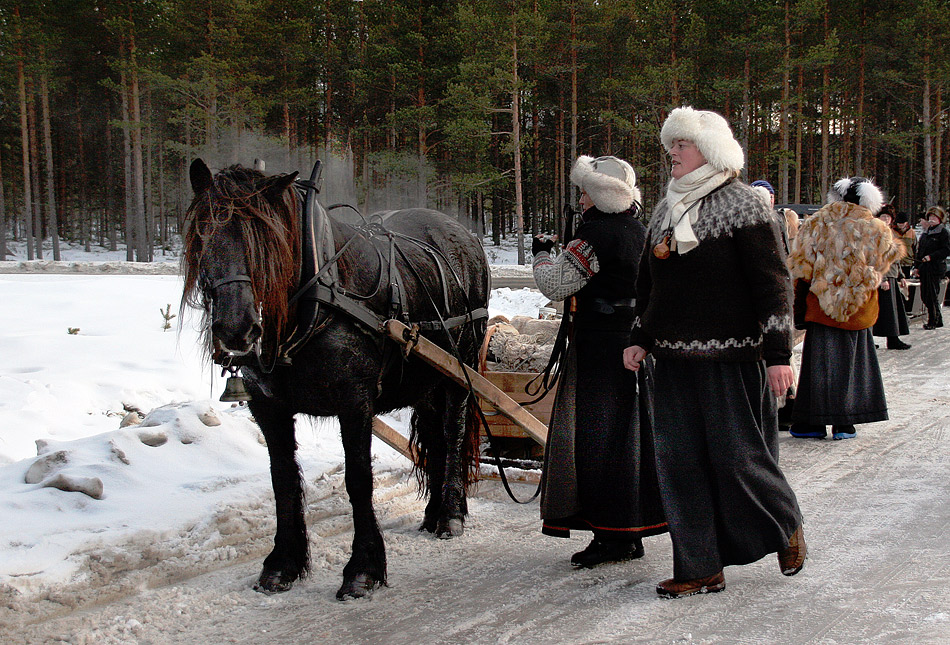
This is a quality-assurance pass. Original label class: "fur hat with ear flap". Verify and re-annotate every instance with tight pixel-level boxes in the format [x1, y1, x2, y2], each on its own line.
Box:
[926, 205, 946, 223]
[570, 155, 641, 214]
[660, 106, 745, 174]
[827, 177, 885, 215]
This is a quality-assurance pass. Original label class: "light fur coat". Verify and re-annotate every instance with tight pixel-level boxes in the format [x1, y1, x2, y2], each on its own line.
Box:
[788, 201, 903, 323]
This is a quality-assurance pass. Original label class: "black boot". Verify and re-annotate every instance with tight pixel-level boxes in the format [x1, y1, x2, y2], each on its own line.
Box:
[832, 424, 857, 440]
[571, 537, 644, 568]
[886, 337, 912, 350]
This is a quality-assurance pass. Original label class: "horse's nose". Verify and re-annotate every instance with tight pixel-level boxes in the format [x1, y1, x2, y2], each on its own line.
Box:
[212, 315, 262, 354]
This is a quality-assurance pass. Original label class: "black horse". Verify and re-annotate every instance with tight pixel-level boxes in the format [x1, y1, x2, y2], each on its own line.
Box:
[181, 159, 489, 599]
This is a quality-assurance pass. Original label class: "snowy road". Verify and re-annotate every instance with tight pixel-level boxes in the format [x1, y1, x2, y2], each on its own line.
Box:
[7, 326, 950, 644]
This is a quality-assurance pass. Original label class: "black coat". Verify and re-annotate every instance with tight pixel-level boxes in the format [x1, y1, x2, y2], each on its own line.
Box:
[916, 224, 950, 276]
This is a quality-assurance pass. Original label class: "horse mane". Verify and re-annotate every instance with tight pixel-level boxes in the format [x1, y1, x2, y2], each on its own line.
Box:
[180, 165, 301, 356]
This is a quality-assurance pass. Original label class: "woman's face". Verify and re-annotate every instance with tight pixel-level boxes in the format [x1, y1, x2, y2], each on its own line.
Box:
[880, 213, 892, 226]
[669, 139, 706, 179]
[928, 214, 941, 227]
[579, 190, 594, 212]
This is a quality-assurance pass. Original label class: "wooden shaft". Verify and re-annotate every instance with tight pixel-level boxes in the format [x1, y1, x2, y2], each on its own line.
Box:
[384, 319, 548, 446]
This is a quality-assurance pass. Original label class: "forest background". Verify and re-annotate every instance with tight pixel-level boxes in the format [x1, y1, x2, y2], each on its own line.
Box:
[2, 0, 949, 265]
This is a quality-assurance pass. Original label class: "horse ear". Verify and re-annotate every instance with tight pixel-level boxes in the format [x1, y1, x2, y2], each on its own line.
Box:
[263, 172, 300, 201]
[190, 159, 214, 195]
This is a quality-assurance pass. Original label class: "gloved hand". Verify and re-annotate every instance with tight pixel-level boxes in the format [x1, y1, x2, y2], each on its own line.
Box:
[532, 234, 556, 255]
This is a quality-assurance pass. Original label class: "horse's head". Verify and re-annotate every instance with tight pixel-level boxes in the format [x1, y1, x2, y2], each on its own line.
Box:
[181, 159, 301, 358]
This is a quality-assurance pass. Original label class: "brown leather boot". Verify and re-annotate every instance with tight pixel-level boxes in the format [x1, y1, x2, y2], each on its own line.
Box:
[778, 525, 806, 576]
[655, 570, 725, 598]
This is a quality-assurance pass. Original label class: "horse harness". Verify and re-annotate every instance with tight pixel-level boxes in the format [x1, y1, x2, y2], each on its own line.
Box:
[216, 169, 489, 379]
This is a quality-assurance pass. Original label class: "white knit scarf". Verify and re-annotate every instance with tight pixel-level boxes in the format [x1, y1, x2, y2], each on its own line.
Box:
[662, 164, 731, 254]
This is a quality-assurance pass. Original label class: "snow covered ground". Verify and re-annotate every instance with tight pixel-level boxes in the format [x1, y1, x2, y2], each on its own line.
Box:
[1, 237, 949, 644]
[0, 235, 546, 627]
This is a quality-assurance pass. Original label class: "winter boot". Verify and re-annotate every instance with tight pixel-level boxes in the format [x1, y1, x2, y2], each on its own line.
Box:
[832, 424, 857, 440]
[656, 571, 725, 598]
[571, 537, 644, 568]
[886, 337, 912, 350]
[789, 423, 826, 439]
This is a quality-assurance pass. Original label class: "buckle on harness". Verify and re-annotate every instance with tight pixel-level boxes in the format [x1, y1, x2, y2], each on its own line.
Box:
[401, 324, 421, 358]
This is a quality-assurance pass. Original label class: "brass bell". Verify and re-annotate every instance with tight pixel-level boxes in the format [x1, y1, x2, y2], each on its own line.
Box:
[220, 368, 251, 402]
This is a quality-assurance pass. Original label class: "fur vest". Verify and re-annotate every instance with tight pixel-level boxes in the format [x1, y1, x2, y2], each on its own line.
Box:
[788, 201, 903, 324]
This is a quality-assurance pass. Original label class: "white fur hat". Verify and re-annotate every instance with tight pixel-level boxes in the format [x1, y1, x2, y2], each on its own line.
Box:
[827, 177, 884, 215]
[660, 106, 745, 174]
[569, 155, 641, 214]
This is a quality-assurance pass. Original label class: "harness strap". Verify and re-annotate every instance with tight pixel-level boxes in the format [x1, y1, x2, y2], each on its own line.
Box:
[210, 274, 251, 290]
[414, 308, 489, 331]
[313, 284, 387, 332]
[388, 233, 407, 322]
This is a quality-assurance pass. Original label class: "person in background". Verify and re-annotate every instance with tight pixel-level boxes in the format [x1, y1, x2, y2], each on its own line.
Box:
[751, 179, 799, 424]
[872, 204, 911, 350]
[750, 179, 791, 253]
[532, 155, 667, 569]
[912, 206, 950, 329]
[787, 177, 903, 440]
[623, 107, 804, 599]
[893, 212, 917, 279]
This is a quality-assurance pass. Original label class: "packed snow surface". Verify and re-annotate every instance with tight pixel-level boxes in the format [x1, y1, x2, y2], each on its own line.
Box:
[1, 250, 948, 644]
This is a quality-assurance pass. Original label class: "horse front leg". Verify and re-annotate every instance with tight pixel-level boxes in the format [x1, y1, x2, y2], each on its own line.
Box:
[336, 408, 387, 600]
[251, 403, 310, 594]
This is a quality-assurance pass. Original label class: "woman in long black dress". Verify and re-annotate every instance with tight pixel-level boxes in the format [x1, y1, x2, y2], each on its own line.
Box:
[532, 155, 667, 568]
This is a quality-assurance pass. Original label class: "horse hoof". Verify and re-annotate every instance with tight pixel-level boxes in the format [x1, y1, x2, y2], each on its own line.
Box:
[418, 518, 437, 533]
[436, 518, 464, 539]
[253, 568, 296, 594]
[336, 573, 382, 600]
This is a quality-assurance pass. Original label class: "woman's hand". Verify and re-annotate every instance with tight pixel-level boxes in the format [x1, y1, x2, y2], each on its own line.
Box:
[623, 345, 648, 371]
[767, 365, 795, 397]
[880, 279, 890, 291]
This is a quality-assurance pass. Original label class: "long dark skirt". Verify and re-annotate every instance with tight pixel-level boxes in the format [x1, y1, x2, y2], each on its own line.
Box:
[792, 323, 888, 425]
[652, 359, 802, 580]
[872, 278, 909, 337]
[540, 315, 667, 541]
[920, 269, 945, 326]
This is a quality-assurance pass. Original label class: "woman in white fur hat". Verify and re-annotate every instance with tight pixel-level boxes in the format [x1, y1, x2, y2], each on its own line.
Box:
[622, 107, 804, 598]
[787, 177, 903, 439]
[532, 155, 667, 568]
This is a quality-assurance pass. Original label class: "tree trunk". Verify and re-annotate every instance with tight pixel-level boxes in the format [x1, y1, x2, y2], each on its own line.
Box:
[512, 19, 525, 266]
[741, 55, 751, 183]
[130, 59, 148, 261]
[121, 68, 134, 261]
[40, 63, 61, 260]
[15, 8, 34, 260]
[569, 1, 578, 206]
[28, 79, 43, 259]
[0, 147, 7, 259]
[923, 56, 934, 208]
[779, 1, 791, 203]
[105, 121, 117, 251]
[855, 16, 866, 176]
[937, 87, 944, 204]
[820, 2, 830, 197]
[795, 65, 803, 203]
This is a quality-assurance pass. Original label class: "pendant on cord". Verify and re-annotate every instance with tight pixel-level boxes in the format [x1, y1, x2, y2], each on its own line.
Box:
[653, 234, 671, 260]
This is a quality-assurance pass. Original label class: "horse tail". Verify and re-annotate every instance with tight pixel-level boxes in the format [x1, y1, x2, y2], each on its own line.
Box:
[406, 387, 481, 499]
[463, 395, 481, 492]
[407, 408, 431, 498]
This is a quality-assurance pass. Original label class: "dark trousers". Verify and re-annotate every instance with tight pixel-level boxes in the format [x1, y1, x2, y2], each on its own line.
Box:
[920, 270, 943, 326]
[653, 359, 802, 580]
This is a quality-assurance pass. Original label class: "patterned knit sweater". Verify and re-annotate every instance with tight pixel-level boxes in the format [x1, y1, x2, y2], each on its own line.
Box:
[630, 179, 793, 365]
